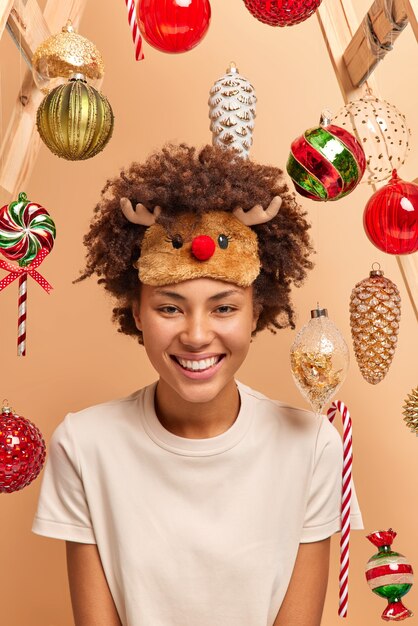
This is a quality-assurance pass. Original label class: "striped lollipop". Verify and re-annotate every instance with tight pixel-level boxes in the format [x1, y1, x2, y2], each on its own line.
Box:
[366, 529, 414, 621]
[0, 192, 55, 356]
[286, 113, 366, 201]
[0, 192, 55, 267]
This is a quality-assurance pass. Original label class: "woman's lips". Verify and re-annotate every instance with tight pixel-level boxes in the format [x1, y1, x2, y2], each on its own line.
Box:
[170, 354, 226, 380]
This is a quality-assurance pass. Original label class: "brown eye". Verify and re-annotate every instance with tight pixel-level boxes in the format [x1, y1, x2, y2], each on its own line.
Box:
[172, 234, 183, 249]
[218, 234, 229, 249]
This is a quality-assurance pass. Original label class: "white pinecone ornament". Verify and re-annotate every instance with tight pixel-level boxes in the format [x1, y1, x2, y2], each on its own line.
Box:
[403, 387, 418, 435]
[350, 266, 401, 384]
[208, 62, 256, 158]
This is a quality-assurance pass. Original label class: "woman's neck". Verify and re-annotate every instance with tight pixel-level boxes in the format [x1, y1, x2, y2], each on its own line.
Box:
[154, 379, 240, 439]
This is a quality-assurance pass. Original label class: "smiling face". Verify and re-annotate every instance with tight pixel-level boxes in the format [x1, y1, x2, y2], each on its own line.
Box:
[133, 278, 258, 407]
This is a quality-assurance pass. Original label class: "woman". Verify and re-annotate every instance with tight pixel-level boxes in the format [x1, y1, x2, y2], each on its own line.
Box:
[32, 144, 363, 626]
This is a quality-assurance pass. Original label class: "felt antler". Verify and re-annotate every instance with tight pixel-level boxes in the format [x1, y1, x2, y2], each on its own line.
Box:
[120, 198, 162, 226]
[233, 196, 282, 226]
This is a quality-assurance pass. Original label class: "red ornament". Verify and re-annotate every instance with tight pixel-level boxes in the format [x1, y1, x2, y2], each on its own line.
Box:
[138, 0, 211, 54]
[191, 235, 215, 261]
[363, 170, 418, 255]
[243, 0, 322, 26]
[0, 401, 46, 493]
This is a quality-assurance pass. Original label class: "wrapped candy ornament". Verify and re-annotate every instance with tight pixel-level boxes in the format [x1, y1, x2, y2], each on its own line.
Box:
[287, 112, 366, 201]
[290, 306, 349, 415]
[366, 529, 414, 621]
[0, 400, 46, 493]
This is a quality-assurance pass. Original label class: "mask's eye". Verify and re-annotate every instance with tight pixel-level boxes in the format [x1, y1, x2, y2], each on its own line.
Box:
[171, 234, 183, 249]
[218, 234, 229, 249]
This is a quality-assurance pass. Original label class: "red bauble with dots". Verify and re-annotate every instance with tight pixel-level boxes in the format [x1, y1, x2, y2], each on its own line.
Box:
[243, 0, 322, 26]
[138, 0, 211, 53]
[0, 402, 46, 493]
[363, 170, 418, 255]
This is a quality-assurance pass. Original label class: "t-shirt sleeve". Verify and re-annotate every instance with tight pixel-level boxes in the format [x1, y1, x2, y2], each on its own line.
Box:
[32, 414, 96, 544]
[300, 416, 364, 543]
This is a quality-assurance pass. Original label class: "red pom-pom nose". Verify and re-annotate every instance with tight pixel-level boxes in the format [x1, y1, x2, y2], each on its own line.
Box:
[191, 235, 216, 261]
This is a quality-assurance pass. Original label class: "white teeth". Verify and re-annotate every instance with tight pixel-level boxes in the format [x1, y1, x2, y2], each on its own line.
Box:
[177, 356, 220, 371]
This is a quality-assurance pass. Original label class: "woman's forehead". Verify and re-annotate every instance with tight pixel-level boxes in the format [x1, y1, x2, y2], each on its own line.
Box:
[144, 278, 251, 299]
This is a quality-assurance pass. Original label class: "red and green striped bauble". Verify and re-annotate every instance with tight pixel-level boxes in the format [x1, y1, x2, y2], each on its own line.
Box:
[0, 192, 55, 267]
[365, 529, 414, 621]
[286, 116, 366, 201]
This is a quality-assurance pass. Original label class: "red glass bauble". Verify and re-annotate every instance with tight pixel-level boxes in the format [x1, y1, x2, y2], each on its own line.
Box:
[243, 0, 322, 26]
[0, 404, 46, 493]
[138, 0, 211, 54]
[363, 170, 418, 255]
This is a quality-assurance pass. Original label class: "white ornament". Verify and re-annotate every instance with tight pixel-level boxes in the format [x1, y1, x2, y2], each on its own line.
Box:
[208, 62, 256, 159]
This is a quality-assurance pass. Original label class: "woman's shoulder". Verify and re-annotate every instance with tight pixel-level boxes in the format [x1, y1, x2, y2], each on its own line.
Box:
[52, 382, 156, 440]
[237, 379, 339, 445]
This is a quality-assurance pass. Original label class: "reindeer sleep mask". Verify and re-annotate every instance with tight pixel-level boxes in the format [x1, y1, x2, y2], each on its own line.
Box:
[120, 196, 282, 287]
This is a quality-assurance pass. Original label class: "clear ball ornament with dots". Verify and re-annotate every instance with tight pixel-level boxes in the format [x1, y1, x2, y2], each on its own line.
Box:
[333, 92, 411, 184]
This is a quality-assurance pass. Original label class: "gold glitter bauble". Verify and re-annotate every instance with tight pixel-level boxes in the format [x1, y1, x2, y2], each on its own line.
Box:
[403, 387, 418, 435]
[290, 308, 349, 415]
[36, 77, 114, 161]
[208, 62, 256, 158]
[32, 20, 104, 94]
[350, 266, 401, 385]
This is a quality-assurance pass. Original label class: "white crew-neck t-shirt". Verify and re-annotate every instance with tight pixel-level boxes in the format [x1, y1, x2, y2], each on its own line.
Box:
[32, 381, 363, 626]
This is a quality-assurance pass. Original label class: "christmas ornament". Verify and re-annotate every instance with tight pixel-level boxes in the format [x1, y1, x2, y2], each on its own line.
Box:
[137, 0, 211, 54]
[208, 62, 256, 158]
[290, 306, 349, 415]
[403, 386, 418, 435]
[242, 0, 322, 26]
[363, 170, 418, 255]
[286, 112, 366, 201]
[32, 20, 104, 94]
[0, 192, 55, 356]
[125, 0, 144, 60]
[366, 529, 414, 621]
[0, 400, 46, 493]
[350, 264, 401, 385]
[333, 92, 411, 184]
[327, 401, 353, 618]
[36, 76, 114, 161]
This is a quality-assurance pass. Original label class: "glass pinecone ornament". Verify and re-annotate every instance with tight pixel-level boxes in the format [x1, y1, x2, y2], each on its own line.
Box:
[208, 62, 256, 158]
[0, 401, 46, 493]
[403, 387, 418, 435]
[350, 266, 401, 385]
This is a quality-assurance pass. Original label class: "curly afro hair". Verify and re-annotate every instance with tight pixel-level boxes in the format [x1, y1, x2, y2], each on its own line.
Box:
[78, 143, 314, 344]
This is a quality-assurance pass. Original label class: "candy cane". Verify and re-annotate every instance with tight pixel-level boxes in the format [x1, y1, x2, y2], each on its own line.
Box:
[327, 400, 353, 618]
[125, 0, 144, 60]
[17, 273, 27, 356]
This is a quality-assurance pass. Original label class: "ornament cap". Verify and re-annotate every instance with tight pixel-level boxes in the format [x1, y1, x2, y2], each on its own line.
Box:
[311, 306, 328, 318]
[319, 109, 332, 127]
[227, 61, 239, 74]
[62, 19, 75, 33]
[2, 399, 11, 414]
[70, 72, 87, 82]
[370, 262, 384, 277]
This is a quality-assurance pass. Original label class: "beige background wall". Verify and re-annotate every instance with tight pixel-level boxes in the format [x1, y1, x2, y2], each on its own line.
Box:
[0, 1, 417, 624]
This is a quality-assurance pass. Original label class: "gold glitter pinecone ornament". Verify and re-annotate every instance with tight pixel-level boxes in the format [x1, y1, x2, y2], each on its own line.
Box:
[208, 62, 256, 158]
[37, 75, 114, 161]
[350, 266, 401, 384]
[32, 20, 104, 94]
[403, 387, 418, 435]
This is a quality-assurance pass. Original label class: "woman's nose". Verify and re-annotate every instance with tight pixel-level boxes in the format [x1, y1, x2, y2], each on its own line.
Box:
[179, 315, 214, 347]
